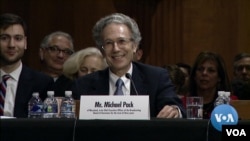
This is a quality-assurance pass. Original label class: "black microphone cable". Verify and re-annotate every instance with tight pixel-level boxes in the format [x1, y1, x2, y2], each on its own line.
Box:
[125, 73, 139, 95]
[72, 117, 77, 141]
[206, 119, 211, 141]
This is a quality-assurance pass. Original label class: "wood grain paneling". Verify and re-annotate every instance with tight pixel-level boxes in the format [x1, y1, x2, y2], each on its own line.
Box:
[1, 0, 249, 81]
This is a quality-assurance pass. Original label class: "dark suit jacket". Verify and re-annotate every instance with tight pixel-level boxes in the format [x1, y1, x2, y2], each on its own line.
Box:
[53, 75, 73, 97]
[72, 62, 186, 117]
[14, 65, 54, 118]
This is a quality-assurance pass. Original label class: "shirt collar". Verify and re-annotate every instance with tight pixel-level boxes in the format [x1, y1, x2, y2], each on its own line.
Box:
[0, 62, 22, 81]
[109, 63, 133, 88]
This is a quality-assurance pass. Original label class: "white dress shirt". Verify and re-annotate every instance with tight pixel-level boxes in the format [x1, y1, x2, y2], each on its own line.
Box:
[0, 63, 22, 117]
[109, 64, 133, 95]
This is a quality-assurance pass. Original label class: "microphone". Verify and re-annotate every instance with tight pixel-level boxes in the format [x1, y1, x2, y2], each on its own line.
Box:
[125, 73, 139, 95]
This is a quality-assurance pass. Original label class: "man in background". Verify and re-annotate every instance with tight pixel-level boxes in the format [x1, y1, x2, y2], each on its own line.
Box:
[231, 52, 250, 99]
[39, 31, 74, 97]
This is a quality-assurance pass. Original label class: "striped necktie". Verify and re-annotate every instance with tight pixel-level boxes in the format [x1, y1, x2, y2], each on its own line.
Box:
[0, 75, 11, 116]
[114, 78, 124, 95]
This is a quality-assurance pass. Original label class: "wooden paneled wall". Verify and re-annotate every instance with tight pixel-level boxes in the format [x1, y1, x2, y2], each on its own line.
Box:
[1, 0, 250, 80]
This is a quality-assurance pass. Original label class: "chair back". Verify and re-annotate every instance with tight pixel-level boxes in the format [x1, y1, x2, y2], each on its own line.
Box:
[75, 100, 80, 118]
[230, 100, 250, 119]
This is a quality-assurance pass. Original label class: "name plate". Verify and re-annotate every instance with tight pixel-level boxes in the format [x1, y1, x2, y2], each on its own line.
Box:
[79, 95, 150, 120]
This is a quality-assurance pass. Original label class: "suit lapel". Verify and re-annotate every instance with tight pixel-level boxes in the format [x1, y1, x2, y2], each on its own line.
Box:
[88, 69, 110, 95]
[131, 63, 148, 95]
[15, 66, 33, 101]
[14, 66, 33, 116]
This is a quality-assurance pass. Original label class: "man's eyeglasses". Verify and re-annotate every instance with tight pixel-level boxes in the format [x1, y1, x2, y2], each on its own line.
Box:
[46, 46, 74, 56]
[102, 38, 133, 50]
[235, 65, 250, 72]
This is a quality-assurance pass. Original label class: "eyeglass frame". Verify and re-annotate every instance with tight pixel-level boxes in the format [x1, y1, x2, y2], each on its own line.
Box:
[235, 64, 250, 72]
[101, 38, 133, 50]
[45, 45, 74, 56]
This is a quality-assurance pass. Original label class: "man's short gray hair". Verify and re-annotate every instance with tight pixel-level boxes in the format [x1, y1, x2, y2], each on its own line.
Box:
[40, 31, 74, 50]
[92, 13, 142, 48]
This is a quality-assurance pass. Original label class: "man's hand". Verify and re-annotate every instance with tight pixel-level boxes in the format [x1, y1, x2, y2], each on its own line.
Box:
[157, 105, 180, 118]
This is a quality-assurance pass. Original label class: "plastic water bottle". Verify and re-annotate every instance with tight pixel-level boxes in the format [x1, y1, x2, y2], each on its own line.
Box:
[43, 91, 58, 118]
[60, 91, 76, 118]
[28, 92, 43, 118]
[224, 91, 231, 104]
[214, 91, 230, 106]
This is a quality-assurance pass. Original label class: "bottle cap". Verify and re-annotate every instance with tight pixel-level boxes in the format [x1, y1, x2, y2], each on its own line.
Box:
[32, 92, 39, 97]
[218, 91, 224, 96]
[224, 91, 230, 97]
[47, 91, 55, 96]
[65, 91, 72, 97]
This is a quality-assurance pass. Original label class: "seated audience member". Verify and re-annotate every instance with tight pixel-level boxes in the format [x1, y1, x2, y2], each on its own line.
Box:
[39, 31, 74, 97]
[231, 53, 250, 100]
[63, 47, 107, 80]
[188, 51, 238, 119]
[72, 13, 186, 118]
[176, 62, 191, 96]
[0, 13, 54, 118]
[162, 64, 185, 99]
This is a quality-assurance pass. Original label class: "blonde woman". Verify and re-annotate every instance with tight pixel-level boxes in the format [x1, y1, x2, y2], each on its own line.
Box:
[63, 47, 107, 80]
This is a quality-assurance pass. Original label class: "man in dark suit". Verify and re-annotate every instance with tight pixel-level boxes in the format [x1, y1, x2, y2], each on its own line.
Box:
[0, 13, 53, 118]
[39, 31, 74, 97]
[72, 13, 186, 118]
[231, 53, 250, 100]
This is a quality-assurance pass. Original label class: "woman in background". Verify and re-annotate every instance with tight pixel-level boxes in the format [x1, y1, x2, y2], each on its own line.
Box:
[188, 51, 237, 119]
[63, 47, 107, 80]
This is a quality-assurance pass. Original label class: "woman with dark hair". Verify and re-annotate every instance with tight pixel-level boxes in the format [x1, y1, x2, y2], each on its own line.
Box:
[188, 51, 237, 119]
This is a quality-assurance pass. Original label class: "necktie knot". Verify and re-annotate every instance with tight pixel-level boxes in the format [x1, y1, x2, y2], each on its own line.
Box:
[2, 75, 11, 86]
[116, 78, 124, 88]
[114, 78, 124, 95]
[2, 74, 11, 81]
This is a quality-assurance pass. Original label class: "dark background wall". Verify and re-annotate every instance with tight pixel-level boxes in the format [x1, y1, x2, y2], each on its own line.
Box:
[1, 0, 250, 80]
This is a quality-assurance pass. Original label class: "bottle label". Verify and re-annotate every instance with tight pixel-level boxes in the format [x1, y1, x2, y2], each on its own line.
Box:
[61, 104, 75, 113]
[44, 104, 58, 113]
[30, 104, 43, 113]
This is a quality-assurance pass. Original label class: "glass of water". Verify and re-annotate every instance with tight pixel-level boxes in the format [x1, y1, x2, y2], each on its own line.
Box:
[186, 96, 203, 119]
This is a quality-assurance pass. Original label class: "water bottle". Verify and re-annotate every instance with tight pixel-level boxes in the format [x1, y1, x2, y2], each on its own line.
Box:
[224, 91, 231, 104]
[28, 92, 43, 118]
[60, 91, 76, 118]
[214, 91, 230, 106]
[43, 91, 58, 118]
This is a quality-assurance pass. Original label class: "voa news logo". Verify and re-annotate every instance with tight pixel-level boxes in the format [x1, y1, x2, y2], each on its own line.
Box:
[211, 104, 238, 132]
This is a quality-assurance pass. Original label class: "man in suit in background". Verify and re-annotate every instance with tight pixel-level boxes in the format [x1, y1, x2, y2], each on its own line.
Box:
[72, 13, 185, 118]
[39, 31, 74, 97]
[231, 52, 250, 100]
[0, 13, 54, 118]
